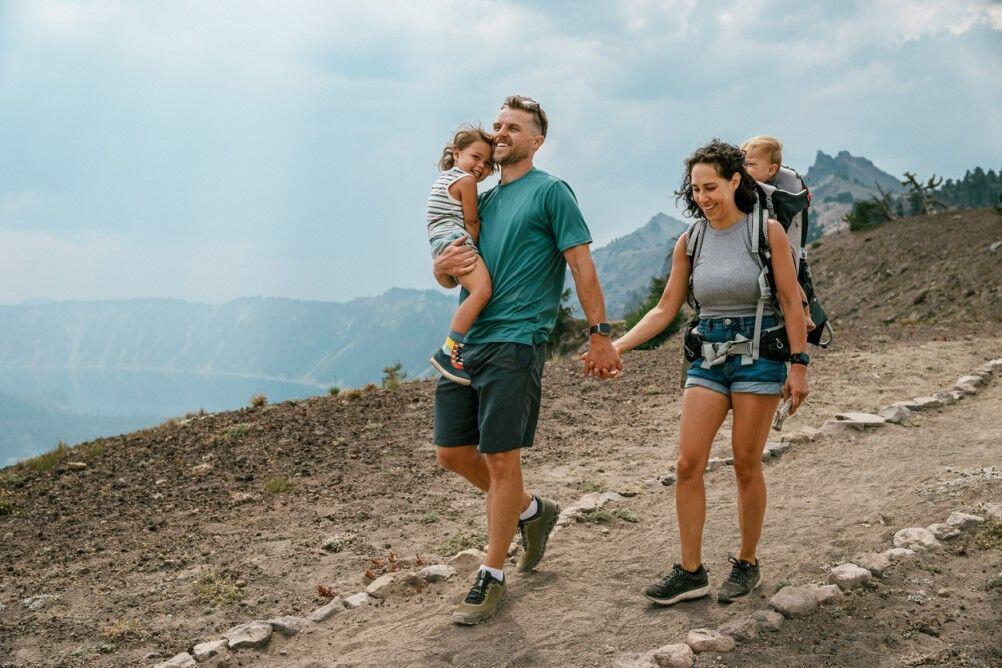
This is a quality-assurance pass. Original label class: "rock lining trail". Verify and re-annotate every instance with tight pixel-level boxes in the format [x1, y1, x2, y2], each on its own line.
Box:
[148, 358, 1001, 667]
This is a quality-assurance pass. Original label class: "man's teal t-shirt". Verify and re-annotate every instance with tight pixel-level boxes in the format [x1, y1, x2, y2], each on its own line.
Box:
[461, 168, 592, 345]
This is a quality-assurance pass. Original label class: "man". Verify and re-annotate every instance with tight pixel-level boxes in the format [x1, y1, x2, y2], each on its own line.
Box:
[433, 95, 620, 625]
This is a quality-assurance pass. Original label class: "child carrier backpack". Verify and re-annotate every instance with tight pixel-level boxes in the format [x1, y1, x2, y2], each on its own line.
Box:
[679, 182, 833, 381]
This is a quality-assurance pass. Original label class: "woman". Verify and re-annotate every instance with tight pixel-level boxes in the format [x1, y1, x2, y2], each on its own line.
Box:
[608, 139, 809, 605]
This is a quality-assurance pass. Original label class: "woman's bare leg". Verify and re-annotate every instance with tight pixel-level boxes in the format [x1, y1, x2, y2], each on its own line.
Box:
[676, 386, 731, 571]
[729, 392, 781, 563]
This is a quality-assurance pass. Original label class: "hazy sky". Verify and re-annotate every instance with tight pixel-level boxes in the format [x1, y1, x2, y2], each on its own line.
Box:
[1, 0, 999, 304]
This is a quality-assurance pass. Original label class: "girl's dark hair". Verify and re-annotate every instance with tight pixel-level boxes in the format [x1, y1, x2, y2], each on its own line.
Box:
[438, 124, 495, 171]
[674, 139, 759, 219]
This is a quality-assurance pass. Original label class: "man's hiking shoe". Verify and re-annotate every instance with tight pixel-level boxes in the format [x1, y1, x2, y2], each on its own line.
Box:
[516, 496, 560, 572]
[431, 348, 471, 386]
[451, 570, 507, 625]
[643, 564, 710, 606]
[717, 556, 761, 603]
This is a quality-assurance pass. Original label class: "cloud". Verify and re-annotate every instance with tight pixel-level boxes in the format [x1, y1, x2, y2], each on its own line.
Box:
[0, 0, 1000, 302]
[0, 190, 45, 224]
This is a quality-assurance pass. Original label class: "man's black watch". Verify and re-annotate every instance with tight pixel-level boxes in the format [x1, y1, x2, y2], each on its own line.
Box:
[789, 352, 810, 366]
[589, 322, 612, 336]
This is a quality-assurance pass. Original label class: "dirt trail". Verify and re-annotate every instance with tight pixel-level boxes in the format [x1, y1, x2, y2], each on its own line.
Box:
[2, 333, 999, 666]
[239, 355, 1001, 667]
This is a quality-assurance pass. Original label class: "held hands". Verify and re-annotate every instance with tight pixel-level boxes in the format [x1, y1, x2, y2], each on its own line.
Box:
[579, 336, 623, 380]
[783, 363, 810, 414]
[433, 235, 477, 281]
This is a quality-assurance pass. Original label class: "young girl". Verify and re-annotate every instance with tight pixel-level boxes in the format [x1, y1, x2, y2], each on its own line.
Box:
[427, 125, 494, 385]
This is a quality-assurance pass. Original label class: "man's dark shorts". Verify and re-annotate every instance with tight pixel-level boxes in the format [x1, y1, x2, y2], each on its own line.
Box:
[434, 341, 546, 454]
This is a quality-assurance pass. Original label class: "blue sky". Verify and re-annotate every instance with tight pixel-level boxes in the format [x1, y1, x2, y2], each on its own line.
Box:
[1, 0, 999, 304]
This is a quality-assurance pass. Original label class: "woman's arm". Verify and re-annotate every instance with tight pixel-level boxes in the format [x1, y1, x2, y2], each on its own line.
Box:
[448, 176, 481, 244]
[767, 219, 810, 413]
[613, 235, 691, 354]
[767, 220, 806, 354]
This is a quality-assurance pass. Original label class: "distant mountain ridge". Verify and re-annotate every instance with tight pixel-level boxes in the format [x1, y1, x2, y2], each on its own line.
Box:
[568, 212, 688, 318]
[0, 289, 455, 388]
[803, 150, 905, 239]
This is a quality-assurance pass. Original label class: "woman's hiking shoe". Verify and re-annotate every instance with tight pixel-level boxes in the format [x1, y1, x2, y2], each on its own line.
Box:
[431, 348, 471, 386]
[717, 556, 761, 603]
[516, 496, 560, 572]
[451, 570, 507, 625]
[643, 564, 710, 606]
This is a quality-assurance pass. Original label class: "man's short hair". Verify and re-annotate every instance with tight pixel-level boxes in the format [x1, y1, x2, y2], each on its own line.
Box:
[502, 95, 548, 137]
[741, 135, 783, 166]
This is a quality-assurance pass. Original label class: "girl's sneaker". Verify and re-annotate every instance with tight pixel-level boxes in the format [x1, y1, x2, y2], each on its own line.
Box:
[431, 347, 471, 385]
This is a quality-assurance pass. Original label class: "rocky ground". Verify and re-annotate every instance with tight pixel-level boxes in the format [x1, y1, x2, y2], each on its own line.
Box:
[0, 209, 1000, 667]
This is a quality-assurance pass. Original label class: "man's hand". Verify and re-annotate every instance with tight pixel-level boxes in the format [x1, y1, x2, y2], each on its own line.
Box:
[433, 236, 478, 288]
[579, 336, 622, 380]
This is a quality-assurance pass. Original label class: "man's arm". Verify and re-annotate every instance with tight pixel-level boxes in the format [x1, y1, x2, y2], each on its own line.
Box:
[433, 236, 478, 288]
[564, 243, 621, 378]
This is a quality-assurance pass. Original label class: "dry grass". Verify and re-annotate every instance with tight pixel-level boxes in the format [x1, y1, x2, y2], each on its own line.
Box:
[265, 477, 294, 494]
[20, 442, 70, 474]
[100, 618, 143, 640]
[193, 571, 242, 606]
[974, 520, 1002, 550]
[250, 393, 267, 408]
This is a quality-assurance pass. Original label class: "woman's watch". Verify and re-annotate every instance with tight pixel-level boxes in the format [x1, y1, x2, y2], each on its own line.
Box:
[789, 352, 810, 366]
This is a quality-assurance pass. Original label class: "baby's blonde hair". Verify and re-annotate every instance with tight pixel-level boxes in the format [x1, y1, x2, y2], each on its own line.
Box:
[741, 135, 783, 167]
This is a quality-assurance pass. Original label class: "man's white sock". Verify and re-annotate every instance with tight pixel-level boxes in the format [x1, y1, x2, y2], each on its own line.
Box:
[478, 564, 505, 581]
[519, 496, 539, 521]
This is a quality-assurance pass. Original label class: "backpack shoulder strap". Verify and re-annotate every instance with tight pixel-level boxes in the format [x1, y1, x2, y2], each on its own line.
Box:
[684, 219, 706, 313]
[684, 220, 706, 258]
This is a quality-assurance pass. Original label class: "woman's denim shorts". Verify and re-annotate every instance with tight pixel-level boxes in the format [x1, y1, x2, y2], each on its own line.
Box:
[685, 315, 787, 396]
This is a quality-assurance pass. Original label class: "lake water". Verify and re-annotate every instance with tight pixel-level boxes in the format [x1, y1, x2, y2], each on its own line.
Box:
[0, 367, 328, 466]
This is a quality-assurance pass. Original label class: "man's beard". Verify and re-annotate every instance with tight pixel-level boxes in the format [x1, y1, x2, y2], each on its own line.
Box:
[495, 143, 529, 166]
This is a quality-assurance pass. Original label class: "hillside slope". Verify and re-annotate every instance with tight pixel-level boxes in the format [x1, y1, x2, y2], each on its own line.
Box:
[1, 210, 999, 667]
[808, 208, 1002, 334]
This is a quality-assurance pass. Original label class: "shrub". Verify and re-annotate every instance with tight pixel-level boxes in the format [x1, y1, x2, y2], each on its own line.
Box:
[615, 508, 639, 523]
[265, 477, 294, 494]
[435, 530, 486, 556]
[581, 509, 615, 524]
[194, 571, 241, 605]
[974, 520, 1002, 550]
[381, 362, 408, 390]
[328, 386, 340, 396]
[0, 492, 13, 517]
[249, 393, 267, 408]
[209, 423, 252, 445]
[845, 199, 891, 231]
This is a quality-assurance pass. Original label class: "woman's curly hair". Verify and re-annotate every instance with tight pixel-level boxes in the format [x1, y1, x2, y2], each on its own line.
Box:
[674, 139, 759, 219]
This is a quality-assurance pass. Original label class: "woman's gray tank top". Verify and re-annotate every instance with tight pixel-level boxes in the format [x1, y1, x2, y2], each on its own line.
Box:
[690, 214, 774, 319]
